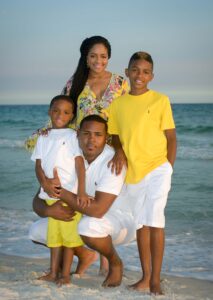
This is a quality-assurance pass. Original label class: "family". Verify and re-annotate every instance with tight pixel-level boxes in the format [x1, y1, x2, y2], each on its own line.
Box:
[27, 35, 177, 295]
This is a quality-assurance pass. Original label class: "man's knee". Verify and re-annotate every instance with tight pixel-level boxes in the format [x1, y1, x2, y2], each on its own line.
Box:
[28, 218, 48, 245]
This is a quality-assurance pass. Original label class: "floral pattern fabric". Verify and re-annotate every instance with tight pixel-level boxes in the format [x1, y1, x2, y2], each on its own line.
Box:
[63, 73, 129, 128]
[25, 73, 129, 152]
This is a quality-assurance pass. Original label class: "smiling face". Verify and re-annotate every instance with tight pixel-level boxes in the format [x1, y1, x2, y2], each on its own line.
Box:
[87, 43, 109, 74]
[48, 99, 74, 129]
[125, 59, 154, 95]
[77, 120, 107, 163]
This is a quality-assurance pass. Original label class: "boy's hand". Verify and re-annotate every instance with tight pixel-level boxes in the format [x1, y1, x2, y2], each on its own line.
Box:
[77, 194, 94, 208]
[107, 148, 127, 175]
[43, 168, 61, 198]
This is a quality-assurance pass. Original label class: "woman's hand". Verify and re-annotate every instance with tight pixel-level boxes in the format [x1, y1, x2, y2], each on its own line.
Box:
[107, 148, 127, 175]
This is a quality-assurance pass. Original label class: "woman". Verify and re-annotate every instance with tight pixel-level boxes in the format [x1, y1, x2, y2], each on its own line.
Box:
[25, 36, 128, 151]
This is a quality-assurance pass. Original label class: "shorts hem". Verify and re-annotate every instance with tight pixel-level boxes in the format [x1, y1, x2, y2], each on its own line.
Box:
[79, 231, 108, 238]
[136, 222, 165, 230]
[47, 242, 84, 248]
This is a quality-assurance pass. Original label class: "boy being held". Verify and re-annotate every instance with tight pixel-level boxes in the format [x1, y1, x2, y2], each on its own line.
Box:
[31, 95, 92, 286]
[107, 52, 177, 294]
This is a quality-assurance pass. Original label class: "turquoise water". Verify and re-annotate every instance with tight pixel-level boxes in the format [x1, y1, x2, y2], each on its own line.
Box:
[0, 104, 212, 280]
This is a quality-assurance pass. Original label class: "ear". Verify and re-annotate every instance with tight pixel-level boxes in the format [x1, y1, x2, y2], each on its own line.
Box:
[150, 72, 154, 81]
[125, 68, 129, 78]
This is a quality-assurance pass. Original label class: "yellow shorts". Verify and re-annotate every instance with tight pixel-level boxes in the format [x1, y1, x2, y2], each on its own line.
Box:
[46, 200, 84, 248]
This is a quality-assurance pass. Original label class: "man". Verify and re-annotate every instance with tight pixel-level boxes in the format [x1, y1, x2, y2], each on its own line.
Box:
[30, 115, 136, 287]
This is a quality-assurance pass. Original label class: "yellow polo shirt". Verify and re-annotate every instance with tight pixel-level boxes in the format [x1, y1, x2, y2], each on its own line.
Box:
[107, 90, 175, 184]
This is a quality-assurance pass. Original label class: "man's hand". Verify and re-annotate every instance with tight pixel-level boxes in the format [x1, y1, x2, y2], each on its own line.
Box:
[107, 148, 127, 175]
[47, 200, 75, 221]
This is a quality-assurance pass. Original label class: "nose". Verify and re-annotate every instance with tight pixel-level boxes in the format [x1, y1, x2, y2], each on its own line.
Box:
[88, 133, 95, 142]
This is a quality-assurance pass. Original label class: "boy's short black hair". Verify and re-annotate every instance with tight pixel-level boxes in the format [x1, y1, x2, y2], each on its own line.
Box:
[49, 95, 76, 113]
[128, 51, 154, 69]
[79, 114, 108, 132]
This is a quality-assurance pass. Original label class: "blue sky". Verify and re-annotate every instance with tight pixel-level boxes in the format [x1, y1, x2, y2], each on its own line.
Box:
[0, 0, 212, 104]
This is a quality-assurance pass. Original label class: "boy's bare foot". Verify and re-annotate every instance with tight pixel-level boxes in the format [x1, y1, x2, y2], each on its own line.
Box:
[128, 278, 150, 292]
[150, 282, 163, 295]
[74, 249, 98, 275]
[56, 276, 71, 287]
[37, 272, 57, 282]
[102, 258, 123, 287]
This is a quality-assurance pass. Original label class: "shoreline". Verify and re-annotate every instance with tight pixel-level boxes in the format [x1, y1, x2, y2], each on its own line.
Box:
[0, 253, 212, 300]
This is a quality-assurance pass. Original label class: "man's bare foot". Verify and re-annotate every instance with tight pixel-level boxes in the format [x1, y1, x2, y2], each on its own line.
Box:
[74, 249, 98, 276]
[128, 278, 150, 292]
[102, 258, 123, 287]
[37, 272, 57, 282]
[56, 276, 70, 287]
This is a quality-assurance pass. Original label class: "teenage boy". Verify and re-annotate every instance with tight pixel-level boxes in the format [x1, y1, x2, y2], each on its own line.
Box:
[107, 52, 177, 294]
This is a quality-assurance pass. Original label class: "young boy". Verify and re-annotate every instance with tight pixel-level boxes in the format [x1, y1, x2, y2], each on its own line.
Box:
[31, 95, 92, 286]
[107, 52, 177, 294]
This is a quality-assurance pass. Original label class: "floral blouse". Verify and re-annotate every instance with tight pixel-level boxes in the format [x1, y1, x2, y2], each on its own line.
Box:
[25, 73, 129, 152]
[62, 73, 129, 128]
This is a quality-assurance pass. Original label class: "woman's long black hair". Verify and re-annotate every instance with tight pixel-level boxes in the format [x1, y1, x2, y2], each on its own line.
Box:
[69, 36, 111, 112]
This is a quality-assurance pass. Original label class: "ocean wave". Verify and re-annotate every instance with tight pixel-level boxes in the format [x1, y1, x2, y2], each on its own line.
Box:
[177, 145, 213, 160]
[0, 138, 25, 148]
[176, 124, 213, 134]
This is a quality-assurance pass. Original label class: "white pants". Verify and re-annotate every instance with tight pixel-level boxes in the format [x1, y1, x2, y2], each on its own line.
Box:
[29, 210, 136, 246]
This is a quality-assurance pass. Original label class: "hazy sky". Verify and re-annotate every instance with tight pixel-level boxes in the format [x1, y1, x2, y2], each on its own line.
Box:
[0, 0, 212, 104]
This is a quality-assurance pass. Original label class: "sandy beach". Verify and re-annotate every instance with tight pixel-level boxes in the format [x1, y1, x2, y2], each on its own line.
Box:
[0, 253, 212, 300]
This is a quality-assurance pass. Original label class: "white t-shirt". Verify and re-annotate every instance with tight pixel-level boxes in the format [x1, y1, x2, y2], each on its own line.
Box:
[78, 144, 130, 214]
[31, 128, 81, 200]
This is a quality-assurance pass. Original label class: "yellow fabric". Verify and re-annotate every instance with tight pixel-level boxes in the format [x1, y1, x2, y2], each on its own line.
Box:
[45, 200, 83, 248]
[107, 90, 175, 184]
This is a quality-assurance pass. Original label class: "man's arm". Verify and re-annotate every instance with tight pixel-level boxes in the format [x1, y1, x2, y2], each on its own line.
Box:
[165, 128, 177, 167]
[33, 191, 75, 221]
[59, 188, 117, 218]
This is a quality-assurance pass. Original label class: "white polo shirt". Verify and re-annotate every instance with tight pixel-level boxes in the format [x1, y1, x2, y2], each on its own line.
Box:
[31, 128, 81, 200]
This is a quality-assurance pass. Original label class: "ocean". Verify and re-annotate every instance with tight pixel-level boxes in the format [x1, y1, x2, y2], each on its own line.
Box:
[0, 104, 212, 281]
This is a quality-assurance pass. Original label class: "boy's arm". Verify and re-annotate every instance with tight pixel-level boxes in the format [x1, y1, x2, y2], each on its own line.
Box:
[75, 156, 92, 208]
[108, 135, 127, 175]
[165, 128, 177, 167]
[75, 156, 87, 197]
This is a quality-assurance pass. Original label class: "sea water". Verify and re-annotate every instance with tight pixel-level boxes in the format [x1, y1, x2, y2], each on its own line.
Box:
[0, 104, 212, 281]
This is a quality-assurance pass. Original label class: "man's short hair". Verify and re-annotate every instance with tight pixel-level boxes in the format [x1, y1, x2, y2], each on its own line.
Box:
[79, 115, 108, 132]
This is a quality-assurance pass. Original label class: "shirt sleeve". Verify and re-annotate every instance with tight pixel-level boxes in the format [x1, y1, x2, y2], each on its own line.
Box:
[107, 101, 119, 135]
[31, 136, 43, 161]
[96, 165, 126, 196]
[161, 97, 176, 130]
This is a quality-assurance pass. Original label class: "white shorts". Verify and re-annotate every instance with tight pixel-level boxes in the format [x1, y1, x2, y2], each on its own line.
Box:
[29, 211, 136, 246]
[126, 162, 173, 229]
[78, 210, 136, 245]
[29, 218, 48, 245]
